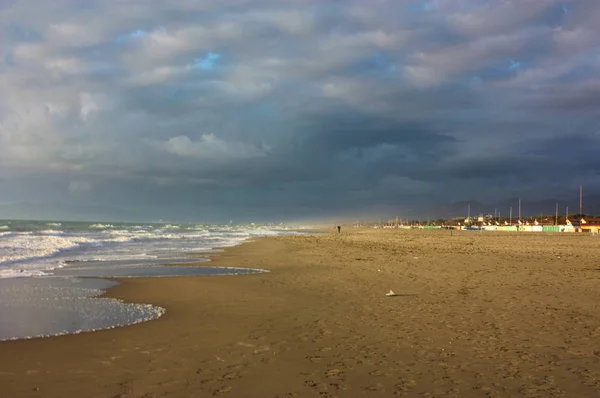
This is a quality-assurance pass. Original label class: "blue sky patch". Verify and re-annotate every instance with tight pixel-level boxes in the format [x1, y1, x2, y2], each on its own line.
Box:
[192, 52, 222, 71]
[406, 1, 436, 13]
[115, 29, 147, 43]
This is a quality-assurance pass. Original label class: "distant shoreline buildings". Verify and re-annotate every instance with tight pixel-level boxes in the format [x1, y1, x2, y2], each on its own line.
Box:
[364, 215, 600, 234]
[362, 187, 600, 233]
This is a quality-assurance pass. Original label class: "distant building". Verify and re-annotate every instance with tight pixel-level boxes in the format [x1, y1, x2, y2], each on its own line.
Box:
[565, 218, 582, 232]
[581, 217, 600, 234]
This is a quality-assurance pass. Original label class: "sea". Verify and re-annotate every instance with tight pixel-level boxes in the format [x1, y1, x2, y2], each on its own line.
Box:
[0, 220, 302, 341]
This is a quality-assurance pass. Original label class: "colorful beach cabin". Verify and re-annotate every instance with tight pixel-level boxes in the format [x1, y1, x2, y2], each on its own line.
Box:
[580, 217, 600, 234]
[565, 218, 582, 232]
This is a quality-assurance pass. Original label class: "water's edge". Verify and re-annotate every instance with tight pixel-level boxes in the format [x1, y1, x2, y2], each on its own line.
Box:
[0, 237, 271, 342]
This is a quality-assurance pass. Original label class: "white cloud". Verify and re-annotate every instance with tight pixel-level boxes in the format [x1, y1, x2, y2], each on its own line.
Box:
[242, 10, 315, 35]
[68, 181, 92, 194]
[128, 65, 188, 86]
[1, 0, 600, 217]
[444, 0, 559, 36]
[553, 27, 600, 56]
[162, 134, 268, 160]
[48, 23, 105, 47]
[79, 93, 101, 122]
[403, 65, 445, 87]
[45, 57, 86, 74]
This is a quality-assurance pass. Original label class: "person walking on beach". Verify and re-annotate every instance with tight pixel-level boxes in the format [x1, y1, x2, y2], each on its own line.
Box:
[337, 225, 341, 233]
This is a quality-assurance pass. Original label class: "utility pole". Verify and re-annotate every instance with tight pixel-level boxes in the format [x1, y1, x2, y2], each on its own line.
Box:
[509, 206, 512, 226]
[555, 202, 558, 226]
[494, 208, 497, 220]
[580, 184, 583, 218]
[518, 198, 521, 222]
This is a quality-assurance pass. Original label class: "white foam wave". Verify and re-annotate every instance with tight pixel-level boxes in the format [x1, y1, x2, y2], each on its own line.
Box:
[105, 229, 209, 241]
[0, 306, 166, 341]
[112, 267, 268, 278]
[0, 277, 167, 341]
[0, 225, 296, 279]
[89, 223, 114, 229]
[40, 229, 64, 235]
[0, 269, 51, 278]
[76, 253, 159, 262]
[0, 234, 104, 267]
[47, 261, 68, 271]
[0, 225, 9, 230]
[0, 231, 206, 277]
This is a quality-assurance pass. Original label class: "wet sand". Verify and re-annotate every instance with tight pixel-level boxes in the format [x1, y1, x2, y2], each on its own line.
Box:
[2, 229, 600, 397]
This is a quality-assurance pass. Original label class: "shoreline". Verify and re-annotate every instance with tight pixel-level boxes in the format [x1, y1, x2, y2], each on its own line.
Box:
[0, 236, 272, 342]
[2, 229, 600, 397]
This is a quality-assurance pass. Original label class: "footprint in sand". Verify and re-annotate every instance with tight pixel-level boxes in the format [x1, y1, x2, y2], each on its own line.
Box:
[394, 378, 417, 395]
[364, 383, 385, 392]
[254, 346, 270, 354]
[325, 368, 344, 379]
[304, 380, 330, 392]
[219, 372, 244, 381]
[306, 355, 322, 363]
[329, 382, 349, 391]
[213, 385, 233, 395]
[368, 369, 390, 377]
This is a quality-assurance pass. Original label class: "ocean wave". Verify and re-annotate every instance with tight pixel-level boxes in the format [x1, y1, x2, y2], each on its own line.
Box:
[47, 261, 68, 270]
[89, 223, 114, 229]
[105, 229, 210, 241]
[40, 229, 65, 235]
[0, 269, 52, 278]
[0, 235, 99, 266]
[72, 253, 159, 262]
[0, 230, 208, 268]
[0, 225, 295, 279]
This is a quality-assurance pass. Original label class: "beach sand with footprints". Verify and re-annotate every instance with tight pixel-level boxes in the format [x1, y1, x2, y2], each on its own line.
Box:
[2, 229, 600, 397]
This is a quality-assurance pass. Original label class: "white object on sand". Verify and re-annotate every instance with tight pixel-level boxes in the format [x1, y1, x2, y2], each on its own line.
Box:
[385, 290, 397, 297]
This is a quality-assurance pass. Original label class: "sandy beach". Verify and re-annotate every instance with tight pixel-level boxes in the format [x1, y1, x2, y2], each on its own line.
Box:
[2, 229, 600, 397]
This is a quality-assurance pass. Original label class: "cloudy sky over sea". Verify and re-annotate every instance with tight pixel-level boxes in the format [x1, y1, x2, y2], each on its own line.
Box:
[1, 0, 599, 221]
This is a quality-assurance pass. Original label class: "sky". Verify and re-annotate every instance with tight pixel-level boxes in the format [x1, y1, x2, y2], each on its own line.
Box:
[1, 0, 599, 222]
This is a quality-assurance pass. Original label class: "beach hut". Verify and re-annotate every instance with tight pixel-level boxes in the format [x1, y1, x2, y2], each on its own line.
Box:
[581, 217, 600, 234]
[565, 218, 582, 232]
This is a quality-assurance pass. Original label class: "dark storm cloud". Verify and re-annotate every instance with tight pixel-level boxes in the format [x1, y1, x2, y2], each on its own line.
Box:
[1, 0, 600, 221]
